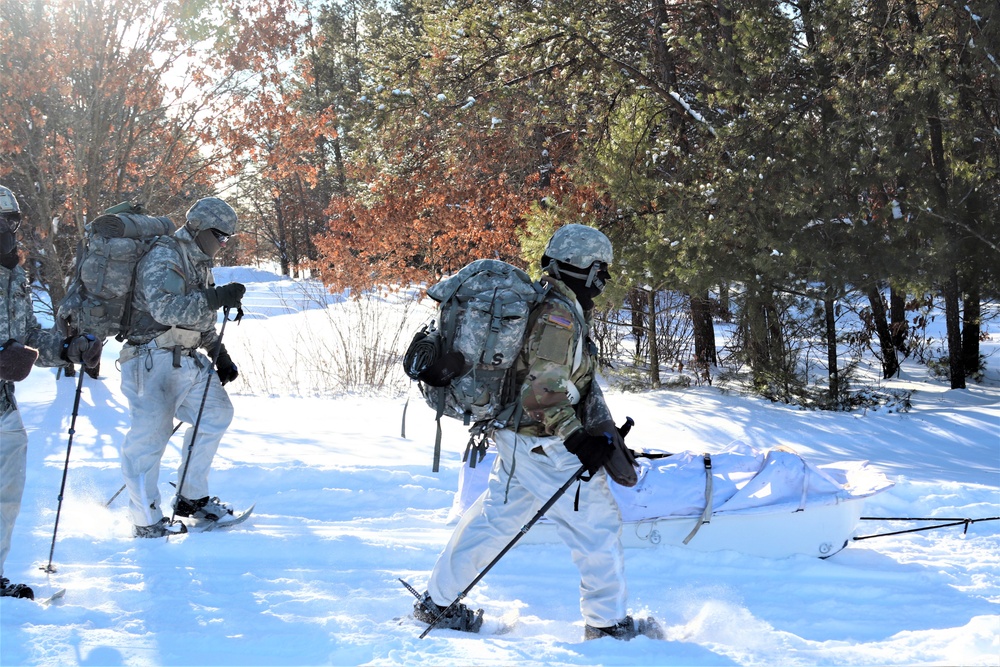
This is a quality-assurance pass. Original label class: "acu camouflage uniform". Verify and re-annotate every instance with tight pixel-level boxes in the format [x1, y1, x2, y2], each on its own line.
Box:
[118, 225, 234, 528]
[1, 263, 68, 578]
[426, 275, 628, 628]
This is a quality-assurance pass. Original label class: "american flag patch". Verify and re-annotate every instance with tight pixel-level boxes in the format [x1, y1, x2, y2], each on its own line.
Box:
[548, 314, 573, 329]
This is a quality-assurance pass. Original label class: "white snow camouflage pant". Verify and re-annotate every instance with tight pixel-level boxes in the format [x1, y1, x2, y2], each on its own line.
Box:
[1, 400, 28, 578]
[120, 347, 233, 527]
[427, 428, 628, 628]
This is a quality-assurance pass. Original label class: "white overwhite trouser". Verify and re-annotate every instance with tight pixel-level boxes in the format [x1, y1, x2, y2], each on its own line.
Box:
[427, 428, 628, 627]
[119, 348, 233, 527]
[0, 400, 28, 578]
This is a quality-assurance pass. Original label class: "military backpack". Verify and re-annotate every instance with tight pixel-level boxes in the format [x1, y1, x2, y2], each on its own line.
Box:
[57, 202, 174, 342]
[404, 258, 584, 471]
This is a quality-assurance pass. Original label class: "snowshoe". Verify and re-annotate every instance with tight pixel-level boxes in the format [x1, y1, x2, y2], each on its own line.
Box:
[173, 495, 234, 522]
[0, 577, 34, 600]
[412, 591, 484, 633]
[584, 615, 664, 641]
[133, 517, 187, 538]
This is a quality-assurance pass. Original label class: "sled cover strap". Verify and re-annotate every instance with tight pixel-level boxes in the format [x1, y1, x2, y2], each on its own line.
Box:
[683, 453, 713, 545]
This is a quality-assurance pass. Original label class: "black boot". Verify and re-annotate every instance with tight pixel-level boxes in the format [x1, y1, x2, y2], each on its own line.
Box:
[412, 591, 484, 633]
[0, 577, 34, 600]
[173, 495, 234, 522]
[584, 615, 664, 641]
[133, 517, 187, 538]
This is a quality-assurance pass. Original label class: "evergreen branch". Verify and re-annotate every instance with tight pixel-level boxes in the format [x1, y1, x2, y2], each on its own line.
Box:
[569, 31, 718, 139]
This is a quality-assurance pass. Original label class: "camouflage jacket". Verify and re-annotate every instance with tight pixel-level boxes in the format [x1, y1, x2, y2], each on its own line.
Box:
[2, 263, 70, 408]
[516, 275, 603, 440]
[126, 227, 220, 351]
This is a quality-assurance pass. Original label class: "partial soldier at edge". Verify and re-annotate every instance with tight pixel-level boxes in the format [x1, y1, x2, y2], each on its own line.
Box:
[0, 185, 102, 599]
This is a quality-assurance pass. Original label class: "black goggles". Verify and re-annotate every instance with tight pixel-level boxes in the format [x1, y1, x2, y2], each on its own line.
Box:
[0, 213, 21, 234]
[210, 229, 230, 244]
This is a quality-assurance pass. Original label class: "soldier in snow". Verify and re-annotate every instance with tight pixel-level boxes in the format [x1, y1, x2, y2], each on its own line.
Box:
[118, 197, 245, 538]
[0, 185, 102, 598]
[413, 224, 662, 640]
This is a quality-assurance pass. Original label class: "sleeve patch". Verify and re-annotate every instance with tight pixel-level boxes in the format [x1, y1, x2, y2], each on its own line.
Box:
[537, 323, 573, 363]
[161, 269, 186, 295]
[547, 314, 574, 329]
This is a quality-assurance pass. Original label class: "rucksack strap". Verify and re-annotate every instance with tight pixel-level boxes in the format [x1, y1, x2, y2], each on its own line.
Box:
[432, 385, 447, 472]
[119, 235, 175, 342]
[116, 250, 145, 342]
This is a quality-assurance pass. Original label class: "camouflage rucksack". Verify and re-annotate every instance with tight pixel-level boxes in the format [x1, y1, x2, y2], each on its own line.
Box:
[404, 259, 575, 471]
[57, 202, 175, 342]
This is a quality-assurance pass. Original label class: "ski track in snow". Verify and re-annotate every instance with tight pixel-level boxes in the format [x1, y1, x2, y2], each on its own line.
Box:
[1, 267, 997, 666]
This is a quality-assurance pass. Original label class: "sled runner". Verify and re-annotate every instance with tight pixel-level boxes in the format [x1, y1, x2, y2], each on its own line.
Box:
[449, 440, 893, 559]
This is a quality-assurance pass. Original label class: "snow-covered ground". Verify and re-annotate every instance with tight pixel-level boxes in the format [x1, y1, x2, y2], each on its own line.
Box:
[1, 267, 997, 666]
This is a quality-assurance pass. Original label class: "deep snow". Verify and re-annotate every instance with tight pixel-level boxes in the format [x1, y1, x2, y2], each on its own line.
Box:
[0, 266, 997, 666]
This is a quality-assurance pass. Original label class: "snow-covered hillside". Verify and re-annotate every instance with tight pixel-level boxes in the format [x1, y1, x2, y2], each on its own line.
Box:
[1, 267, 997, 666]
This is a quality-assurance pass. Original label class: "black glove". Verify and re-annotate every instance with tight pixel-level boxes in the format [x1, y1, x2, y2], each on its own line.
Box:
[215, 345, 239, 386]
[61, 334, 103, 368]
[203, 282, 246, 310]
[563, 428, 615, 476]
[592, 417, 639, 487]
[0, 339, 39, 382]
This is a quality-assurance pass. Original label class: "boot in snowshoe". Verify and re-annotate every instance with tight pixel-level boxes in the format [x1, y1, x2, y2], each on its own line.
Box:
[584, 615, 664, 641]
[0, 577, 34, 600]
[412, 591, 484, 633]
[133, 517, 187, 538]
[173, 495, 234, 523]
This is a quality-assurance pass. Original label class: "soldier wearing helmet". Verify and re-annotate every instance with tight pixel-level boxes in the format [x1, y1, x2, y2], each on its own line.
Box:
[1, 185, 103, 599]
[116, 196, 246, 538]
[414, 224, 660, 640]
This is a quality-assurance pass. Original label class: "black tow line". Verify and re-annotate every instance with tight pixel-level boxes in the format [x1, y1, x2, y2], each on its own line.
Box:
[853, 516, 1000, 541]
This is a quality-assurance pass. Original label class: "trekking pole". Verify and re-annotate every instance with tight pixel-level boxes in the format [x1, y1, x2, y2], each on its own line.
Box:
[105, 422, 183, 507]
[169, 307, 234, 525]
[419, 462, 588, 639]
[41, 365, 86, 574]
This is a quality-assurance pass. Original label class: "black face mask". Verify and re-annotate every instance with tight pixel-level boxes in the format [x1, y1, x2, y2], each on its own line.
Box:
[559, 272, 604, 310]
[0, 230, 17, 269]
[194, 227, 224, 258]
[544, 257, 609, 310]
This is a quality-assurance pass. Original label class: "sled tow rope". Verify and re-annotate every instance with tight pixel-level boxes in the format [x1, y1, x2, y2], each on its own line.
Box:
[853, 516, 1000, 541]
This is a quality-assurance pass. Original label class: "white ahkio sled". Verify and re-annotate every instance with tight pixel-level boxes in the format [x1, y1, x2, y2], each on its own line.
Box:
[449, 440, 894, 559]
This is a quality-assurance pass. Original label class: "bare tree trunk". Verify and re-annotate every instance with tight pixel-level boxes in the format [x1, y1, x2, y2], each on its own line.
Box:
[647, 288, 660, 389]
[741, 287, 792, 399]
[824, 296, 839, 401]
[866, 284, 900, 379]
[962, 283, 981, 378]
[690, 292, 717, 366]
[274, 197, 290, 277]
[927, 92, 964, 390]
[889, 285, 908, 355]
[628, 288, 645, 359]
[943, 270, 966, 389]
[744, 289, 772, 391]
[718, 281, 732, 322]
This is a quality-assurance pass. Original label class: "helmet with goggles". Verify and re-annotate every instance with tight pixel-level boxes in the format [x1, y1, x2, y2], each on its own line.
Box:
[185, 197, 237, 236]
[542, 224, 613, 290]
